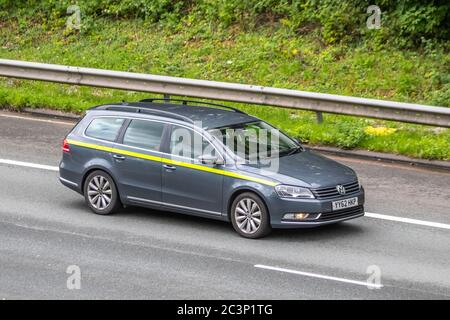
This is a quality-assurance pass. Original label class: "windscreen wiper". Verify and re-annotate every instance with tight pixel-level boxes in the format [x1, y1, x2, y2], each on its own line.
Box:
[286, 145, 304, 156]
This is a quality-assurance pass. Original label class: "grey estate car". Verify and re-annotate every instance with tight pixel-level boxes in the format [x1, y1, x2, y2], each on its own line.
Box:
[59, 98, 365, 238]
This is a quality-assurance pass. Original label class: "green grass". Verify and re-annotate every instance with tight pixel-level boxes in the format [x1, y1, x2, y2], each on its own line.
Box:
[0, 18, 449, 160]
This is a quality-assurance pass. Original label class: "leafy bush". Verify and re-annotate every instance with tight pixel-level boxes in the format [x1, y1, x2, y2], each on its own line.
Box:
[334, 121, 367, 149]
[294, 119, 368, 149]
[2, 0, 449, 46]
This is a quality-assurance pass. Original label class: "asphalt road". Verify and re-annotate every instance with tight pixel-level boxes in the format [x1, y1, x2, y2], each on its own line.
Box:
[0, 110, 449, 299]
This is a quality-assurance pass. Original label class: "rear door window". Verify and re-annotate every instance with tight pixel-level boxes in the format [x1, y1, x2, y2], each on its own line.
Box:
[123, 119, 165, 151]
[85, 117, 125, 142]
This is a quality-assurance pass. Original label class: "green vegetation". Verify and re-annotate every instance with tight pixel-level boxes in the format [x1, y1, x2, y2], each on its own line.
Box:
[0, 1, 449, 160]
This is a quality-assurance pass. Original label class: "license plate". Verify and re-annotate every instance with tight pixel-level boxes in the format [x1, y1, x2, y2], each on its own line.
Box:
[332, 197, 358, 211]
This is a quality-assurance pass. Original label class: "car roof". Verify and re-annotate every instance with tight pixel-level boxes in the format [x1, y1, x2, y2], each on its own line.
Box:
[90, 100, 259, 129]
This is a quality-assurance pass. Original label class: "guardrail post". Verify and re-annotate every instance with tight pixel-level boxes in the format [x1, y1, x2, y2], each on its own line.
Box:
[316, 111, 323, 124]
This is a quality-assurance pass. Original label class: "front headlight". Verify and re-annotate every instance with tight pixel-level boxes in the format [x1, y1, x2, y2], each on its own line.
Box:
[275, 185, 315, 199]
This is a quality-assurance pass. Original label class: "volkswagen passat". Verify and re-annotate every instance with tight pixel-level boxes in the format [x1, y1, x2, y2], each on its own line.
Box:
[59, 98, 364, 238]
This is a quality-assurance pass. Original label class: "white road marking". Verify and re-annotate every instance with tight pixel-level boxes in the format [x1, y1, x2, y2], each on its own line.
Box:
[0, 113, 74, 126]
[0, 159, 59, 171]
[254, 264, 383, 289]
[1, 157, 449, 231]
[365, 212, 450, 230]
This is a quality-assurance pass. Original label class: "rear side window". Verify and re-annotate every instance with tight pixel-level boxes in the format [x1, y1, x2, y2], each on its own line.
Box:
[85, 117, 125, 142]
[123, 119, 165, 151]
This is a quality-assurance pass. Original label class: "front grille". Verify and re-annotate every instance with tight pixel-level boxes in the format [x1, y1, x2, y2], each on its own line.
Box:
[317, 205, 364, 222]
[312, 181, 360, 199]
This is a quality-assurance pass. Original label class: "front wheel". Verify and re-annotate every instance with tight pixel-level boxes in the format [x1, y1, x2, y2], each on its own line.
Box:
[84, 170, 121, 215]
[230, 192, 272, 239]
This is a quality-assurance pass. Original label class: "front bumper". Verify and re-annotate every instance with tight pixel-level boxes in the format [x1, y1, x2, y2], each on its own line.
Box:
[268, 187, 365, 228]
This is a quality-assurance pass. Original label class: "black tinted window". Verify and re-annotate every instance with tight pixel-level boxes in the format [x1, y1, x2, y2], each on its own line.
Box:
[123, 120, 165, 151]
[85, 117, 125, 142]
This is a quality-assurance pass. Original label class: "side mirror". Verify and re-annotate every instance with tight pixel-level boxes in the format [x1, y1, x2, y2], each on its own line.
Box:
[198, 154, 224, 165]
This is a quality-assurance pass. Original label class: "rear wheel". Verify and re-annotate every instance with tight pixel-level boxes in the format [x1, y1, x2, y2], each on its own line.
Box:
[84, 170, 121, 215]
[230, 192, 271, 239]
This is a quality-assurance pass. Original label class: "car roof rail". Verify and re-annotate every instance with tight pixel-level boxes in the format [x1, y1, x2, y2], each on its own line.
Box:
[139, 98, 246, 114]
[91, 104, 195, 124]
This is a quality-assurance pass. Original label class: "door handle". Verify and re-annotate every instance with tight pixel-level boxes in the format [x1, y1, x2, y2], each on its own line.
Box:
[113, 154, 126, 160]
[163, 164, 176, 171]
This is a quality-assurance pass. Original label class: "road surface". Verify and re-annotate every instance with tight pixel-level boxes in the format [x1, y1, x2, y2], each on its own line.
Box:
[0, 110, 449, 299]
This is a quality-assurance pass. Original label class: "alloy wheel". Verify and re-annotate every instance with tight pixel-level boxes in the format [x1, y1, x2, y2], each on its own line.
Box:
[234, 198, 262, 234]
[87, 175, 112, 210]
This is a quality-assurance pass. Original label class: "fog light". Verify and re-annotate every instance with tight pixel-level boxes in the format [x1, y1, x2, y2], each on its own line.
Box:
[283, 213, 310, 220]
[295, 213, 309, 220]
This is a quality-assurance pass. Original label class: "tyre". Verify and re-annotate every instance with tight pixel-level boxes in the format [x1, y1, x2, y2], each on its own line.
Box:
[83, 170, 121, 215]
[230, 192, 272, 239]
